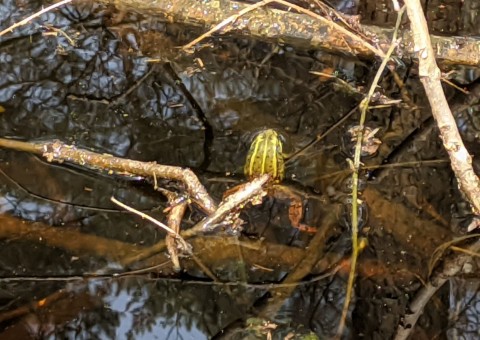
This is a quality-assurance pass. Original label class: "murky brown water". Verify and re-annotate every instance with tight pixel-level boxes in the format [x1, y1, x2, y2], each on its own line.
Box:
[1, 0, 480, 339]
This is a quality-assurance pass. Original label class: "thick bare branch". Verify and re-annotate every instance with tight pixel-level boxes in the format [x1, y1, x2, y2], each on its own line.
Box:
[404, 0, 480, 214]
[105, 0, 480, 65]
[0, 138, 217, 214]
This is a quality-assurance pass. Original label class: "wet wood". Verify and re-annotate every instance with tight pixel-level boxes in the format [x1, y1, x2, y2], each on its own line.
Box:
[258, 211, 338, 319]
[0, 290, 100, 339]
[394, 239, 480, 340]
[369, 25, 480, 66]
[108, 0, 480, 65]
[0, 212, 294, 277]
[120, 174, 270, 266]
[0, 211, 421, 286]
[162, 190, 188, 271]
[0, 138, 217, 215]
[0, 214, 145, 260]
[362, 187, 454, 257]
[404, 0, 480, 215]
[194, 174, 269, 232]
[0, 137, 455, 276]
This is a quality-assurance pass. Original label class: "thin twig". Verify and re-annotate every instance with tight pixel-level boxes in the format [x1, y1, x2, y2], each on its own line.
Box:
[119, 174, 270, 267]
[272, 0, 385, 58]
[441, 77, 469, 95]
[190, 255, 219, 282]
[183, 0, 275, 51]
[0, 263, 341, 288]
[111, 196, 190, 253]
[111, 197, 176, 236]
[428, 234, 480, 275]
[309, 0, 366, 39]
[394, 239, 480, 340]
[450, 245, 480, 258]
[182, 0, 385, 58]
[41, 25, 77, 46]
[0, 0, 73, 37]
[336, 6, 405, 337]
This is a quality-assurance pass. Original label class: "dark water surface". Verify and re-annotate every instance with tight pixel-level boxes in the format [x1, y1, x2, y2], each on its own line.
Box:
[1, 0, 480, 339]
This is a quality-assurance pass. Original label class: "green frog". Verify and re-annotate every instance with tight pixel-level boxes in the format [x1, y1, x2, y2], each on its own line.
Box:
[243, 129, 316, 233]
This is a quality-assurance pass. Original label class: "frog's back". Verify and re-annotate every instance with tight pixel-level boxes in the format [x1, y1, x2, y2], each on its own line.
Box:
[244, 129, 285, 182]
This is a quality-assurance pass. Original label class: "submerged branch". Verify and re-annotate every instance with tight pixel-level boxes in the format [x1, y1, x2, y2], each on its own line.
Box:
[120, 174, 270, 267]
[0, 214, 146, 260]
[0, 1, 478, 66]
[109, 0, 383, 58]
[394, 239, 480, 340]
[0, 138, 271, 269]
[258, 211, 338, 318]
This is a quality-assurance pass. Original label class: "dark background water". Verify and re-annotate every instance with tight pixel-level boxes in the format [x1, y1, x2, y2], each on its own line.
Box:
[0, 0, 480, 338]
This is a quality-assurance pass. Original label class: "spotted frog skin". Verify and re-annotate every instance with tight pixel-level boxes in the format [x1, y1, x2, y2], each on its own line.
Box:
[244, 129, 285, 182]
[242, 129, 316, 233]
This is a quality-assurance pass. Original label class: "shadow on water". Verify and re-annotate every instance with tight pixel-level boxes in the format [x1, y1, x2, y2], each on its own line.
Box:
[1, 0, 480, 338]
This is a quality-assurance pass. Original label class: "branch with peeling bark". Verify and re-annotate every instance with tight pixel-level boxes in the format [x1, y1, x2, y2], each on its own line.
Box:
[404, 0, 480, 215]
[120, 174, 270, 267]
[0, 137, 272, 268]
[390, 0, 480, 337]
[103, 0, 479, 65]
[0, 138, 217, 215]
[1, 0, 479, 66]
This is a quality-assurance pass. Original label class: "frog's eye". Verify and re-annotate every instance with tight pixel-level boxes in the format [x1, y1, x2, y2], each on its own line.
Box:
[276, 132, 287, 145]
[241, 129, 261, 146]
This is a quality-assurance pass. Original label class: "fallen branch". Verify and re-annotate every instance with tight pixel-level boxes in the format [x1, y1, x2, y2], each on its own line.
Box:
[0, 214, 145, 260]
[1, 0, 479, 66]
[109, 0, 384, 58]
[105, 0, 479, 65]
[111, 196, 190, 271]
[157, 189, 189, 271]
[362, 187, 453, 256]
[194, 174, 269, 232]
[182, 0, 385, 57]
[0, 213, 302, 279]
[0, 138, 274, 269]
[119, 174, 270, 267]
[394, 239, 480, 340]
[0, 138, 217, 214]
[404, 0, 480, 214]
[258, 211, 338, 319]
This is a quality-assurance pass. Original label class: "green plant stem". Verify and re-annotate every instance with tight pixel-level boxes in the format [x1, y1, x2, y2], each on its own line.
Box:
[336, 6, 406, 337]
